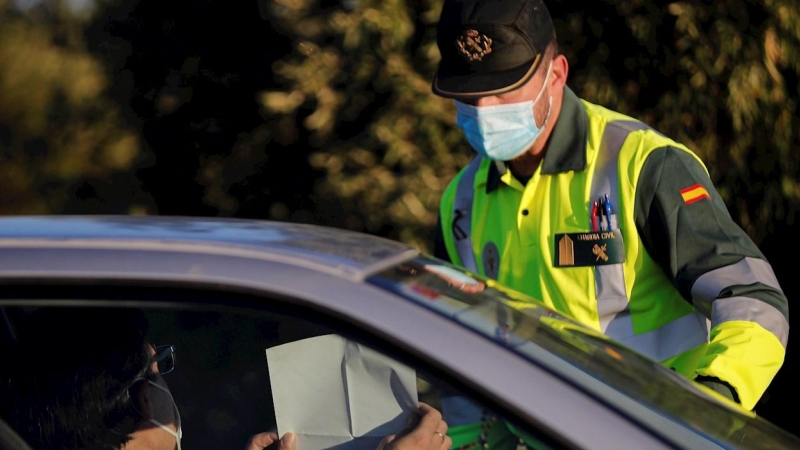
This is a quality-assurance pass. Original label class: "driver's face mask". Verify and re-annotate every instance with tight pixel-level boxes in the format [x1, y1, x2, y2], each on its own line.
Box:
[135, 378, 183, 450]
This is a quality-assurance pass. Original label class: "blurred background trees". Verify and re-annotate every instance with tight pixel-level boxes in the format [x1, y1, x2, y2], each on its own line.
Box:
[2, 0, 798, 248]
[0, 0, 146, 214]
[1, 0, 799, 430]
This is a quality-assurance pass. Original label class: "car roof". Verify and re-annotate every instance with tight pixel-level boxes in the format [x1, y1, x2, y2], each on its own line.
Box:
[0, 216, 419, 281]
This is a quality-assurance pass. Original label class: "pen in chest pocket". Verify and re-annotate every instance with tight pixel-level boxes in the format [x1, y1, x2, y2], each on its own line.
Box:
[598, 197, 606, 231]
[604, 194, 614, 230]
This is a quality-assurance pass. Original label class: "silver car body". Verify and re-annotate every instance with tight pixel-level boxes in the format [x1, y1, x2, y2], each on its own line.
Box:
[0, 216, 797, 450]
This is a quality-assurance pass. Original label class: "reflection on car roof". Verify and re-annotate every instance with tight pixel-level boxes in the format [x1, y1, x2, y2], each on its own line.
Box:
[0, 216, 419, 277]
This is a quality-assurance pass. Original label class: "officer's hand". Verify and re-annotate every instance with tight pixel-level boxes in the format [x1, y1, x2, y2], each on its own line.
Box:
[377, 403, 451, 450]
[245, 431, 296, 450]
[696, 376, 740, 404]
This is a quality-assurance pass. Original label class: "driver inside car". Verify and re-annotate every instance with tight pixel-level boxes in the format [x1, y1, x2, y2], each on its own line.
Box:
[0, 307, 450, 450]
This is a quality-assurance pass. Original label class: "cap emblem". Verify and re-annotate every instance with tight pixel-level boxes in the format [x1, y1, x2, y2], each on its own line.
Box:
[456, 29, 493, 62]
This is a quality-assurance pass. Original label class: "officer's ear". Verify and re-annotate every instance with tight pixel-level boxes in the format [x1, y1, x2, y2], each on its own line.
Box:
[549, 54, 569, 90]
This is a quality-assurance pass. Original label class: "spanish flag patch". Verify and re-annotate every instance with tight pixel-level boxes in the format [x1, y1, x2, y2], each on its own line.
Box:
[680, 183, 710, 205]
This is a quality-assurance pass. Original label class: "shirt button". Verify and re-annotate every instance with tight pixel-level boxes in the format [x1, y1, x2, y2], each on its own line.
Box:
[521, 209, 529, 216]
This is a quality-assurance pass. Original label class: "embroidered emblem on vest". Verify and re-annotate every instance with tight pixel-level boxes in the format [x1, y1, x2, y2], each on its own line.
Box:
[482, 241, 500, 280]
[456, 29, 493, 62]
[680, 183, 711, 205]
[554, 230, 625, 267]
[558, 235, 574, 266]
[592, 243, 609, 262]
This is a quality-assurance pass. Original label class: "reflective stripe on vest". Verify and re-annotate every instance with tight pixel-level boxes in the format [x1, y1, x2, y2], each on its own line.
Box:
[450, 120, 710, 362]
[452, 156, 483, 273]
[691, 256, 788, 347]
[591, 121, 644, 331]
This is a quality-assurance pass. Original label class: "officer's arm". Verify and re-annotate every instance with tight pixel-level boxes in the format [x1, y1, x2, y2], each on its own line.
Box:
[633, 146, 788, 410]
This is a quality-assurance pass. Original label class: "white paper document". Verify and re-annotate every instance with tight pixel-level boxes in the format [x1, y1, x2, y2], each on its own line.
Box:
[266, 334, 418, 450]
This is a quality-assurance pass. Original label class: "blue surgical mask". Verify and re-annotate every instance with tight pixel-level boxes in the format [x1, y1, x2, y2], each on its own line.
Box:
[455, 62, 553, 161]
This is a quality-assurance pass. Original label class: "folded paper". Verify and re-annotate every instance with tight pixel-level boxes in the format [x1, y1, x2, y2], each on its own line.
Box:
[267, 334, 418, 450]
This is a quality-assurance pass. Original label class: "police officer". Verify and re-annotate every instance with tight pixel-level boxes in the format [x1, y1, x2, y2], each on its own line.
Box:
[431, 0, 788, 445]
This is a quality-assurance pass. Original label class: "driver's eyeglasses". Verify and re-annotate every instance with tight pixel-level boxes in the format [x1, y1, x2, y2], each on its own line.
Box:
[151, 345, 176, 375]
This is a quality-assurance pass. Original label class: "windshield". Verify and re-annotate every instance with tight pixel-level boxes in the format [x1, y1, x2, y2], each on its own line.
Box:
[367, 256, 799, 449]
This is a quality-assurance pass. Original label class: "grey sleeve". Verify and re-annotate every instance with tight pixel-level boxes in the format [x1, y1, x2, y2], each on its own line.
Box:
[633, 147, 788, 342]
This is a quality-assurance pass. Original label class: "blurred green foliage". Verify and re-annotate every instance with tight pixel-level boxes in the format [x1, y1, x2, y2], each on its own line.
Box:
[0, 1, 143, 214]
[0, 0, 799, 251]
[258, 0, 800, 250]
[258, 0, 470, 248]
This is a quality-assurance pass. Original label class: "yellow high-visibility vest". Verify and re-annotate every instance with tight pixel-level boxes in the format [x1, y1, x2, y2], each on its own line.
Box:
[438, 93, 786, 411]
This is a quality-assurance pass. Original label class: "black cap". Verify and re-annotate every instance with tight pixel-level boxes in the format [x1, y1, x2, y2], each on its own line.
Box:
[432, 0, 555, 99]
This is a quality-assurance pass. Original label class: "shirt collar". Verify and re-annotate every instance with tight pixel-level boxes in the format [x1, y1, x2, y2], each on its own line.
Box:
[485, 87, 588, 193]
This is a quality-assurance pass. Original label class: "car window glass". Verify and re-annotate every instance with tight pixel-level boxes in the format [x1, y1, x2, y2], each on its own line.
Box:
[0, 301, 557, 450]
[367, 256, 800, 450]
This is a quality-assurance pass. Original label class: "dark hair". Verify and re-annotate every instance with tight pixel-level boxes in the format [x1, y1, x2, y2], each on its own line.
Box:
[2, 307, 150, 450]
[545, 36, 559, 65]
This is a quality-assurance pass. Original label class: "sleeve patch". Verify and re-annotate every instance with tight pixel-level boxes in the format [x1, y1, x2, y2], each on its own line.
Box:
[680, 183, 711, 205]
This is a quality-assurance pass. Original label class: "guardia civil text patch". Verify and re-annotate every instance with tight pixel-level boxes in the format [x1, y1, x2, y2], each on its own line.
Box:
[554, 230, 625, 267]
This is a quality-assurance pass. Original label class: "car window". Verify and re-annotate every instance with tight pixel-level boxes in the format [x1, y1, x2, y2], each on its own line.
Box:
[366, 256, 800, 450]
[0, 293, 559, 450]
